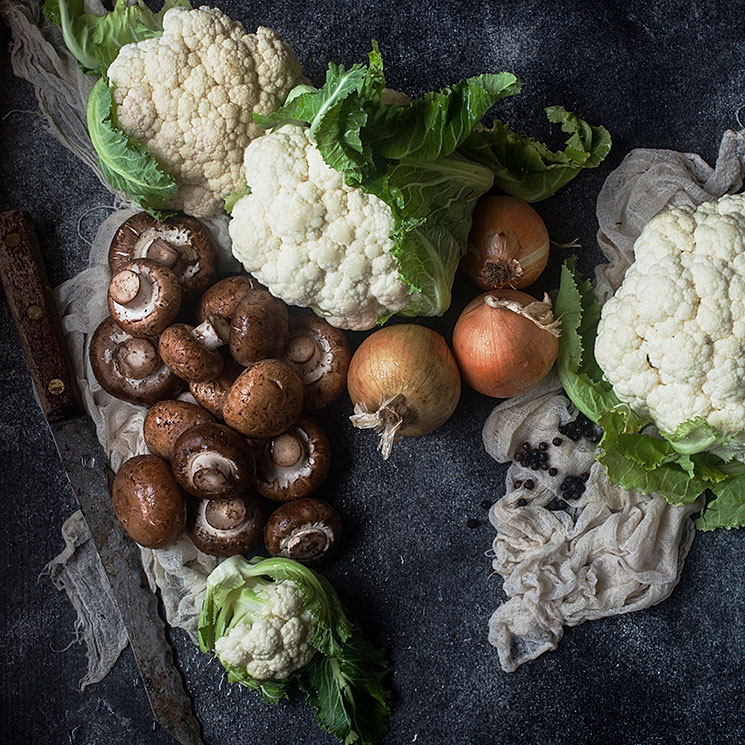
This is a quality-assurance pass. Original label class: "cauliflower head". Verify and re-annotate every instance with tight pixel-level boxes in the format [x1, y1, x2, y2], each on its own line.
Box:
[108, 5, 304, 217]
[228, 124, 412, 330]
[214, 580, 317, 681]
[595, 193, 745, 434]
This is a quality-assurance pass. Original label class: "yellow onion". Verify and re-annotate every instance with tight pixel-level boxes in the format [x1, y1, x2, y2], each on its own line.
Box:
[452, 290, 560, 398]
[462, 196, 550, 290]
[347, 324, 461, 459]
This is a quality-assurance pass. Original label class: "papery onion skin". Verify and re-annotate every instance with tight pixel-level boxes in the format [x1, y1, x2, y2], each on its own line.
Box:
[462, 196, 550, 290]
[347, 324, 461, 438]
[452, 290, 559, 398]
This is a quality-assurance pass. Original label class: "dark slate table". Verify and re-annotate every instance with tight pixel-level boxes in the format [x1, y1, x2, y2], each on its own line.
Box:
[2, 2, 745, 744]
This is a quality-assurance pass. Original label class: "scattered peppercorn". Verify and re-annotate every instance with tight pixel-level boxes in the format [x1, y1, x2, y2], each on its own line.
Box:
[552, 437, 562, 446]
[524, 479, 535, 489]
[517, 498, 527, 507]
[514, 480, 523, 488]
[539, 441, 548, 451]
[548, 467, 558, 476]
[547, 498, 569, 511]
[467, 518, 480, 529]
[522, 442, 531, 451]
[514, 452, 524, 462]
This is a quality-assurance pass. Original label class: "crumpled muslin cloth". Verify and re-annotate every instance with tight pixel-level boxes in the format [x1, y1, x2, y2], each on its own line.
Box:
[482, 127, 745, 672]
[482, 374, 699, 672]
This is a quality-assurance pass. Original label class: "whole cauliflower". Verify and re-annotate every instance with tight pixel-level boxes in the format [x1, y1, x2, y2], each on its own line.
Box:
[108, 5, 304, 217]
[214, 580, 316, 681]
[595, 193, 745, 434]
[228, 124, 412, 330]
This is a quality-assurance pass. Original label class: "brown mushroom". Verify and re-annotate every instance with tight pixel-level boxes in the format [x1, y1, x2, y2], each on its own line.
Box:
[223, 359, 304, 438]
[90, 316, 185, 406]
[196, 275, 265, 327]
[158, 321, 226, 383]
[112, 455, 187, 549]
[190, 495, 264, 557]
[264, 498, 341, 563]
[143, 399, 216, 460]
[172, 422, 255, 499]
[284, 313, 351, 410]
[109, 212, 216, 299]
[229, 290, 289, 366]
[108, 258, 182, 337]
[252, 417, 330, 501]
[189, 356, 243, 418]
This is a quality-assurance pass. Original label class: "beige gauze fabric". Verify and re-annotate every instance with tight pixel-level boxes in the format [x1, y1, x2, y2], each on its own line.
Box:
[482, 127, 745, 673]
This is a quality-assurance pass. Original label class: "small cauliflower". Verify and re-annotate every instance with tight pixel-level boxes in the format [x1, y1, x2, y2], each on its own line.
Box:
[107, 5, 304, 217]
[229, 124, 411, 330]
[213, 581, 316, 681]
[595, 194, 745, 435]
[198, 556, 392, 745]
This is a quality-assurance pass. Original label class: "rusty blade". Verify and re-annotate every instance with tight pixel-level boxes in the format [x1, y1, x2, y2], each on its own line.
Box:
[52, 416, 204, 745]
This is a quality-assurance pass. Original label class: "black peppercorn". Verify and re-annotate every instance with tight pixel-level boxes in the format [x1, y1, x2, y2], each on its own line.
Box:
[539, 441, 548, 451]
[517, 498, 528, 507]
[524, 479, 535, 489]
[552, 437, 562, 446]
[548, 467, 558, 476]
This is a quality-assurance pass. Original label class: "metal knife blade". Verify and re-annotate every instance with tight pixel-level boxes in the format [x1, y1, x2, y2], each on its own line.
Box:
[0, 209, 203, 745]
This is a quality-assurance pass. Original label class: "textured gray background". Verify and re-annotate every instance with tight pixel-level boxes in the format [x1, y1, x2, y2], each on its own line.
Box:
[2, 1, 745, 744]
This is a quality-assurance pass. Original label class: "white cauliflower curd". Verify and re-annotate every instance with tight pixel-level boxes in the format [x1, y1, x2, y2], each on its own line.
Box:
[108, 5, 304, 217]
[595, 193, 745, 434]
[228, 124, 412, 330]
[214, 580, 317, 681]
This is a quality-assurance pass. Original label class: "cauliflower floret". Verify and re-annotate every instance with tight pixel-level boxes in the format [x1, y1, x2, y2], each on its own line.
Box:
[229, 124, 411, 330]
[213, 580, 317, 681]
[108, 6, 304, 217]
[595, 194, 745, 434]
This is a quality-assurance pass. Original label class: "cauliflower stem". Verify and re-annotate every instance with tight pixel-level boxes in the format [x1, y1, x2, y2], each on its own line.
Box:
[555, 256, 745, 530]
[199, 555, 390, 745]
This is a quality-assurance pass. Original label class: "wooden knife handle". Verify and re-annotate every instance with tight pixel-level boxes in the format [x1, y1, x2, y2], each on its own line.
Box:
[0, 210, 81, 421]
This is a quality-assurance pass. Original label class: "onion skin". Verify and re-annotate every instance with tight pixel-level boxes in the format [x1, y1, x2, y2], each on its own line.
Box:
[347, 324, 461, 441]
[452, 290, 559, 398]
[462, 196, 549, 290]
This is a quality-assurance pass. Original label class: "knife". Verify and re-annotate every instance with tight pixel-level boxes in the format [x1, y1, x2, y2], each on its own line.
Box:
[0, 209, 204, 745]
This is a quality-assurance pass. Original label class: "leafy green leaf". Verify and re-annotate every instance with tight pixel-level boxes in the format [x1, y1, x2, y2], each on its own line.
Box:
[697, 477, 745, 530]
[298, 630, 391, 745]
[43, 0, 191, 76]
[86, 77, 177, 216]
[457, 105, 612, 202]
[224, 181, 251, 214]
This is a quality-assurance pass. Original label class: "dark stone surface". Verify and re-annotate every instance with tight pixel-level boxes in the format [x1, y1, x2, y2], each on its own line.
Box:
[2, 1, 745, 744]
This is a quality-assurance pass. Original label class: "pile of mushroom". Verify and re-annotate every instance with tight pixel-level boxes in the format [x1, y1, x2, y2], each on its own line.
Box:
[98, 212, 349, 562]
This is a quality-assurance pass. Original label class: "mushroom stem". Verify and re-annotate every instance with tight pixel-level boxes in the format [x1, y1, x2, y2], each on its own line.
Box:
[286, 335, 318, 365]
[271, 434, 304, 468]
[192, 319, 227, 350]
[284, 525, 332, 559]
[204, 498, 247, 531]
[146, 238, 181, 268]
[109, 269, 143, 305]
[193, 466, 230, 493]
[114, 338, 160, 379]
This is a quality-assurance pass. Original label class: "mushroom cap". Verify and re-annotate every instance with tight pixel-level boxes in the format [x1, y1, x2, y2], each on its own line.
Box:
[112, 455, 187, 549]
[223, 359, 304, 438]
[229, 290, 289, 366]
[264, 498, 342, 563]
[189, 356, 243, 419]
[196, 275, 265, 328]
[109, 212, 217, 299]
[108, 258, 182, 337]
[90, 317, 185, 406]
[252, 417, 331, 501]
[189, 494, 264, 557]
[143, 399, 216, 460]
[159, 323, 224, 383]
[172, 422, 255, 499]
[285, 313, 351, 410]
